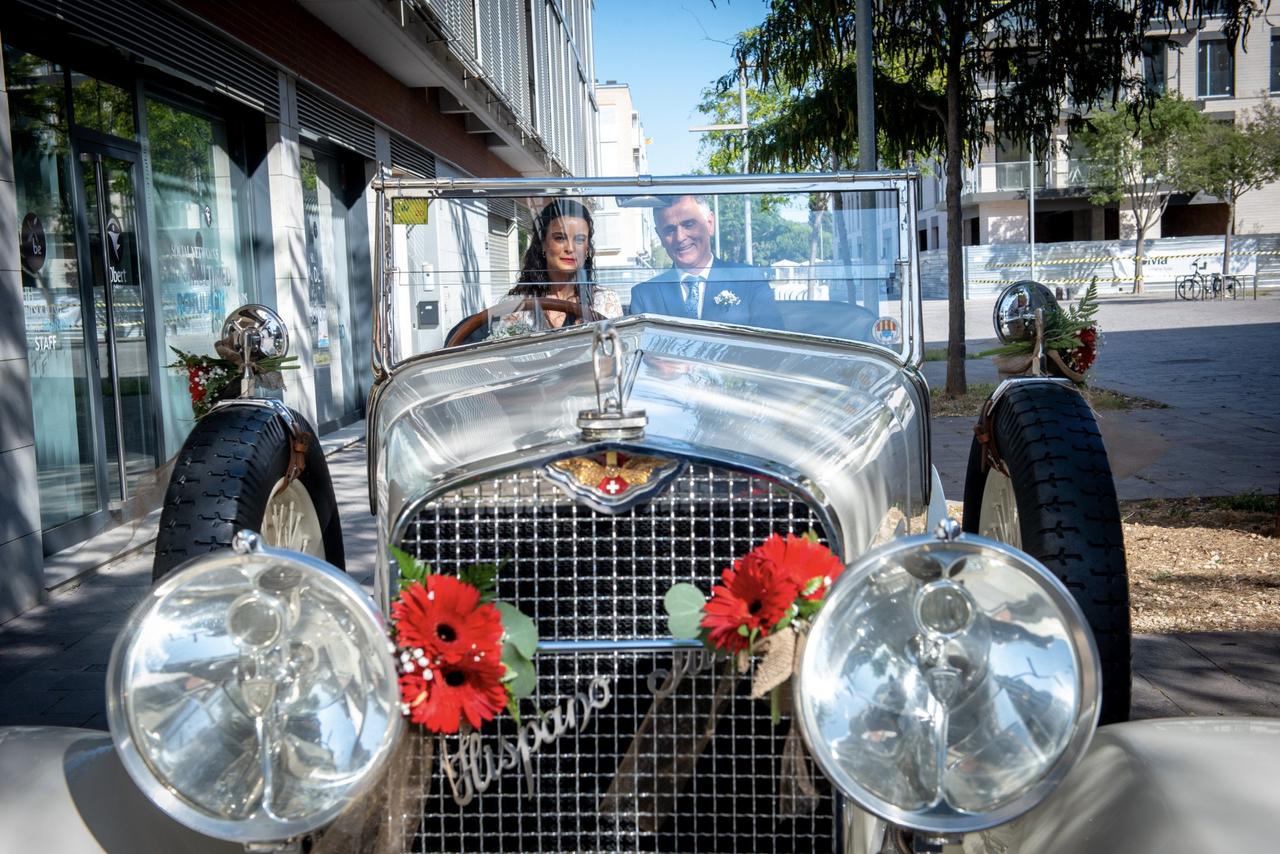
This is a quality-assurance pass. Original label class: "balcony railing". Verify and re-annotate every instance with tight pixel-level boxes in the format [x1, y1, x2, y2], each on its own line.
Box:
[958, 158, 1094, 196]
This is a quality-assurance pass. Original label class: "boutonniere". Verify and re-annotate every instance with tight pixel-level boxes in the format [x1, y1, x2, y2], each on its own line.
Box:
[714, 289, 741, 306]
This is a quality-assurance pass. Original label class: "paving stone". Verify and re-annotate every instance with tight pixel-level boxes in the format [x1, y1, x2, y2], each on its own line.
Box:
[1175, 632, 1280, 690]
[1133, 634, 1280, 717]
[0, 711, 93, 728]
[1131, 671, 1188, 720]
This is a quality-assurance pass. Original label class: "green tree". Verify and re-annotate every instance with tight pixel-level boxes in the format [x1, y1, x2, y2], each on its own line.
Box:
[1077, 95, 1206, 294]
[696, 83, 833, 265]
[1178, 100, 1280, 297]
[715, 0, 1258, 394]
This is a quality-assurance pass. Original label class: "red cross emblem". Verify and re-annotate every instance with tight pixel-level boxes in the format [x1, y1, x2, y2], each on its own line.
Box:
[598, 475, 629, 496]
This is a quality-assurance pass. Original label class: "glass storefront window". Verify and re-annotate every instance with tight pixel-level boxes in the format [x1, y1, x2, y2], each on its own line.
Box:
[144, 96, 253, 454]
[70, 71, 136, 139]
[302, 151, 356, 427]
[5, 45, 101, 531]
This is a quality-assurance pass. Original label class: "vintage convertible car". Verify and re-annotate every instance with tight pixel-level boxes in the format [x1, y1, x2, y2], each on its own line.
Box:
[2, 173, 1278, 854]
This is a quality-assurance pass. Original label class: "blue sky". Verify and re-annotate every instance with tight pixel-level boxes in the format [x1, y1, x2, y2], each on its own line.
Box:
[592, 1, 769, 175]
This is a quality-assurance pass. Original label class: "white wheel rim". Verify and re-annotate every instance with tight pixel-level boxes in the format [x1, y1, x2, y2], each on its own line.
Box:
[262, 477, 326, 557]
[978, 468, 1022, 549]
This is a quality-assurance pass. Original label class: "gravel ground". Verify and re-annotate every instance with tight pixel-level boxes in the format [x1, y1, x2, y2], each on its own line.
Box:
[1122, 497, 1280, 633]
[955, 495, 1280, 633]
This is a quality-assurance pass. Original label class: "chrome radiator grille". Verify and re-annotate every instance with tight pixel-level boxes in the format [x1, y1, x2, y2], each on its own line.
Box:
[398, 464, 828, 641]
[396, 463, 836, 852]
[411, 649, 836, 854]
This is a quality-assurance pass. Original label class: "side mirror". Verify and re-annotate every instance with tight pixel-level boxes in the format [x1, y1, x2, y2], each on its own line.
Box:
[992, 280, 1060, 343]
[221, 303, 290, 361]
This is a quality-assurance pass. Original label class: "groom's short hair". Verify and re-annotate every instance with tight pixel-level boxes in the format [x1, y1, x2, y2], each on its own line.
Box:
[655, 195, 713, 218]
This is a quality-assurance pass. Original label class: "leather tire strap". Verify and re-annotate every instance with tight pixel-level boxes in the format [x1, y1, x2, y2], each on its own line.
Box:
[974, 395, 1009, 477]
[284, 425, 312, 484]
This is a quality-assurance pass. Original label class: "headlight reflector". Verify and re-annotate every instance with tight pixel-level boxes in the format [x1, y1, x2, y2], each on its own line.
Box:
[107, 533, 401, 843]
[795, 529, 1100, 834]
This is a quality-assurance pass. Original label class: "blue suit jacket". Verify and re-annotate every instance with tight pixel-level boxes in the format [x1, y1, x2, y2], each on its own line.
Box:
[627, 259, 782, 330]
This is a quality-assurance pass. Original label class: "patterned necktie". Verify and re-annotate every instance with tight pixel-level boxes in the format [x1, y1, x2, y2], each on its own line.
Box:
[681, 274, 703, 318]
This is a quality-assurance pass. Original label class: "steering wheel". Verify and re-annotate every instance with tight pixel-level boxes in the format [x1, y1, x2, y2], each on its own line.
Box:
[445, 297, 603, 347]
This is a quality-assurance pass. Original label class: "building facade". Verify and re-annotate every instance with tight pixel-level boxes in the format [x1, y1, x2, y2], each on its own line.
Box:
[0, 0, 598, 621]
[592, 82, 655, 272]
[916, 11, 1280, 252]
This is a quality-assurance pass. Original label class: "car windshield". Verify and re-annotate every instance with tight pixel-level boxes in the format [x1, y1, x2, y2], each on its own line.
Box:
[378, 177, 916, 361]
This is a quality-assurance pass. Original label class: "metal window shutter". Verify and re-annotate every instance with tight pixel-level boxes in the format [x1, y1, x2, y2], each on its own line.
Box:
[415, 0, 474, 59]
[487, 200, 514, 276]
[460, 0, 478, 60]
[296, 85, 376, 158]
[12, 0, 279, 115]
[536, 6, 552, 139]
[390, 135, 437, 178]
[503, 0, 526, 118]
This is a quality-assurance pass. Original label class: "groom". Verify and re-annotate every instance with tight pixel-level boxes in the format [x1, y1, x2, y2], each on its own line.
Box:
[627, 195, 781, 329]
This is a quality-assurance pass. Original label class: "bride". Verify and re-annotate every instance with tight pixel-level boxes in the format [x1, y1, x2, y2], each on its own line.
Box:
[489, 199, 621, 337]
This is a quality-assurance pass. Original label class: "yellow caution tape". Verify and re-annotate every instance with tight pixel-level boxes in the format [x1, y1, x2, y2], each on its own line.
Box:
[983, 248, 1280, 269]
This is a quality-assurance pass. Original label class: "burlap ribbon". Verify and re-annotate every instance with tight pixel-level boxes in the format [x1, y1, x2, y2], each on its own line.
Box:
[597, 651, 736, 832]
[311, 729, 434, 854]
[751, 630, 821, 815]
[600, 635, 821, 831]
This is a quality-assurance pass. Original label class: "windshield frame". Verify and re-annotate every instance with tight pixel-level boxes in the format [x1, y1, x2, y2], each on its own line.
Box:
[371, 171, 924, 376]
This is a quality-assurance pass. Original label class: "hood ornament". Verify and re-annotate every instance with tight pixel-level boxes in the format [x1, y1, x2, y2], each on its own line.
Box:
[578, 324, 646, 441]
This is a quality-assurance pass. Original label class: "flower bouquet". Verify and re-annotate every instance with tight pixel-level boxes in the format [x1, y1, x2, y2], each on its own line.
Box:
[978, 280, 1102, 384]
[167, 347, 298, 418]
[388, 547, 537, 734]
[663, 531, 844, 722]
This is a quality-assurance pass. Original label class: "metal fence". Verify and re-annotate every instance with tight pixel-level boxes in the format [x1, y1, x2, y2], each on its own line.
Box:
[919, 234, 1280, 299]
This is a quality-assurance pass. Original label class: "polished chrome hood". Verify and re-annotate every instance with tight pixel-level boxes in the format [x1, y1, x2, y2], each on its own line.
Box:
[372, 316, 928, 577]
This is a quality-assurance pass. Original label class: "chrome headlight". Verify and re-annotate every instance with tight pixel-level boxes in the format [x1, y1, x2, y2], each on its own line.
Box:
[795, 525, 1100, 835]
[107, 532, 401, 843]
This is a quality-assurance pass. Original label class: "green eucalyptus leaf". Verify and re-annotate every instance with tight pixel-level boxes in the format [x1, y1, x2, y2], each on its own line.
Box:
[506, 694, 522, 727]
[737, 624, 751, 638]
[502, 644, 537, 698]
[802, 529, 821, 544]
[663, 583, 706, 640]
[497, 603, 538, 659]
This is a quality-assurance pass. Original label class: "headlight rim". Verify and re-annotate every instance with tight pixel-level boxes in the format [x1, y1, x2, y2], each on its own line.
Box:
[793, 531, 1102, 835]
[106, 538, 403, 844]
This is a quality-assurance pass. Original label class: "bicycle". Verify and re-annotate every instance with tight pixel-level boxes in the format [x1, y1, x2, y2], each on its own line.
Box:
[1175, 260, 1238, 300]
[1175, 260, 1210, 300]
[1207, 273, 1240, 300]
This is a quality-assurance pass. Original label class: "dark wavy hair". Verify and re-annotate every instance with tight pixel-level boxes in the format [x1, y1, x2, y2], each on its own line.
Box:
[509, 199, 596, 296]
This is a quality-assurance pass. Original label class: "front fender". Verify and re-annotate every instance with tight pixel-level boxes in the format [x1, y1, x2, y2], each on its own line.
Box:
[971, 718, 1280, 854]
[0, 726, 237, 854]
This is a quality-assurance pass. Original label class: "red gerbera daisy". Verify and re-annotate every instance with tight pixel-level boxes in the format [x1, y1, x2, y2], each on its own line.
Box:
[188, 365, 209, 403]
[402, 656, 508, 733]
[392, 575, 504, 664]
[701, 544, 800, 653]
[399, 671, 432, 716]
[764, 533, 845, 601]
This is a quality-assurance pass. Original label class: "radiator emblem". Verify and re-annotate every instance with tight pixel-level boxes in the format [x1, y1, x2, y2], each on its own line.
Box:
[545, 450, 683, 513]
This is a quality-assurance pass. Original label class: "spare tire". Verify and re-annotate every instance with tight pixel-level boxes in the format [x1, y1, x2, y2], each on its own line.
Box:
[962, 381, 1131, 725]
[153, 404, 344, 581]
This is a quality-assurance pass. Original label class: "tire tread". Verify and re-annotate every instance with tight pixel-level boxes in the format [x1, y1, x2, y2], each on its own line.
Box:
[963, 382, 1131, 724]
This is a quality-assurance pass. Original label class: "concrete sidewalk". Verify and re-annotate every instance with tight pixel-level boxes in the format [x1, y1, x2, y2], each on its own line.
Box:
[923, 294, 1280, 501]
